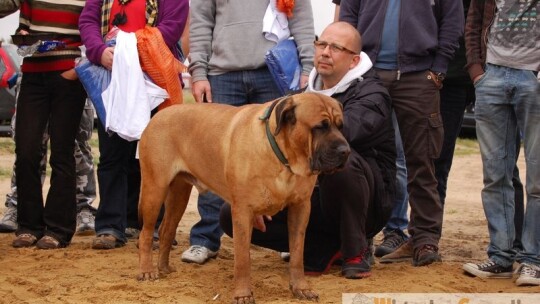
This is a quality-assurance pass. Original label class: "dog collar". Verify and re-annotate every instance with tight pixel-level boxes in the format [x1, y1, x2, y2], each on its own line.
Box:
[259, 97, 291, 171]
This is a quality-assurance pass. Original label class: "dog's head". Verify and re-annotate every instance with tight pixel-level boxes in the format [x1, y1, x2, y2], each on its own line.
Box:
[271, 92, 350, 176]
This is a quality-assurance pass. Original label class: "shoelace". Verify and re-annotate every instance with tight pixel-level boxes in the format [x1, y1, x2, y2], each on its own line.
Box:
[4, 208, 17, 222]
[78, 211, 93, 224]
[519, 264, 539, 277]
[345, 248, 369, 264]
[189, 246, 205, 255]
[415, 244, 438, 259]
[477, 260, 497, 269]
[381, 234, 404, 248]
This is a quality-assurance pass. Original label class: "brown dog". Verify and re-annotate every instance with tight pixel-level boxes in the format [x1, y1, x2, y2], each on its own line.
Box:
[137, 92, 350, 303]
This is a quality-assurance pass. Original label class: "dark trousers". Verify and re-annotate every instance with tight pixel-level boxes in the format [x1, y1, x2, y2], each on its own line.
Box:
[435, 83, 472, 204]
[376, 69, 444, 249]
[95, 122, 140, 243]
[15, 71, 86, 245]
[220, 150, 376, 270]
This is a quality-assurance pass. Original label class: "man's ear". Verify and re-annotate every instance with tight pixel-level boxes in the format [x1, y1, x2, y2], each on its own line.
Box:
[274, 96, 296, 135]
[349, 54, 361, 70]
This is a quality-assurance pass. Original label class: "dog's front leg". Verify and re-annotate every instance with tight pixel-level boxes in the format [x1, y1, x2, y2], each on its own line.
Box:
[231, 205, 255, 304]
[287, 202, 319, 301]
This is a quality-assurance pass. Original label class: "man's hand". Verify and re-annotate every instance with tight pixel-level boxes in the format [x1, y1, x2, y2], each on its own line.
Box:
[473, 73, 484, 85]
[191, 80, 212, 103]
[100, 47, 114, 70]
[60, 69, 78, 80]
[300, 74, 309, 89]
[428, 71, 445, 90]
[253, 215, 272, 232]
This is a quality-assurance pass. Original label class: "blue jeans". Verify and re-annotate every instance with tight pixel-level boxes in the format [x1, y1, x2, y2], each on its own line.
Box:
[383, 112, 409, 237]
[475, 64, 539, 267]
[189, 67, 282, 251]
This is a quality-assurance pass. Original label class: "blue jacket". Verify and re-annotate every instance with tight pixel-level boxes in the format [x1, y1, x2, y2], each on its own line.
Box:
[339, 0, 464, 75]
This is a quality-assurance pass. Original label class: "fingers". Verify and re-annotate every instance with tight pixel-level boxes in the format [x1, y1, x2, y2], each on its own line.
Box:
[300, 74, 309, 89]
[100, 47, 114, 70]
[191, 80, 212, 103]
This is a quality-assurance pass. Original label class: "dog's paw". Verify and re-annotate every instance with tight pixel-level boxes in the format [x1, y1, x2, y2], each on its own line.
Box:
[158, 264, 177, 275]
[232, 294, 255, 304]
[290, 284, 319, 302]
[137, 271, 160, 281]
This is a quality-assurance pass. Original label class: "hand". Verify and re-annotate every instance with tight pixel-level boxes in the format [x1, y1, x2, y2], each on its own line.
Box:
[18, 30, 29, 35]
[300, 74, 309, 89]
[473, 73, 484, 85]
[253, 215, 272, 232]
[100, 47, 114, 70]
[60, 69, 78, 80]
[428, 70, 444, 90]
[191, 80, 212, 103]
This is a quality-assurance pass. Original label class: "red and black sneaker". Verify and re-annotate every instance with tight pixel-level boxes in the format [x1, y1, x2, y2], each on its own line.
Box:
[341, 249, 372, 279]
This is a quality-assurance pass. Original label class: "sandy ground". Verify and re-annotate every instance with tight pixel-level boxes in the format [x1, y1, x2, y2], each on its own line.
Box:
[0, 141, 538, 304]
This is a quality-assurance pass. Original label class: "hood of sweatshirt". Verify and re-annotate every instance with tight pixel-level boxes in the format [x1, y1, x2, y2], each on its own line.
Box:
[307, 51, 373, 96]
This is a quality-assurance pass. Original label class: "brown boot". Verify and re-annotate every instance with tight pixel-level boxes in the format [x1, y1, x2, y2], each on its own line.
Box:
[12, 233, 38, 248]
[379, 239, 413, 263]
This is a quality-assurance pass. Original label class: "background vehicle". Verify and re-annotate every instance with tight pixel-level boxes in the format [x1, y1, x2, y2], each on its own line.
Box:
[0, 42, 20, 137]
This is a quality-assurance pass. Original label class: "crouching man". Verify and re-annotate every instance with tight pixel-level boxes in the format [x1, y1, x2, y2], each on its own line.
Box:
[220, 22, 396, 279]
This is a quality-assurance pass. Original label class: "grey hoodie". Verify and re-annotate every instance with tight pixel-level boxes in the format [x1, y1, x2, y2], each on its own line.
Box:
[189, 0, 315, 82]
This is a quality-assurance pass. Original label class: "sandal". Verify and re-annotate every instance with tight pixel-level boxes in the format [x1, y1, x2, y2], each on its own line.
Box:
[92, 234, 125, 250]
[12, 233, 38, 248]
[36, 235, 63, 250]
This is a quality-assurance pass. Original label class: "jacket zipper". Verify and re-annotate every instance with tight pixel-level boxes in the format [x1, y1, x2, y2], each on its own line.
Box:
[483, 3, 496, 52]
[396, 0, 402, 81]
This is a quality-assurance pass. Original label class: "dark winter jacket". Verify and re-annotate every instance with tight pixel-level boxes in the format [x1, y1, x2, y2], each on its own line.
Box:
[332, 69, 397, 234]
[338, 0, 464, 75]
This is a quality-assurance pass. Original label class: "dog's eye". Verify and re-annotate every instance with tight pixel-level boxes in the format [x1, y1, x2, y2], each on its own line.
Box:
[314, 120, 330, 131]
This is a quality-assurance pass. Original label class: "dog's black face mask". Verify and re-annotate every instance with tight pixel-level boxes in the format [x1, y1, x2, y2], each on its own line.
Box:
[310, 119, 350, 174]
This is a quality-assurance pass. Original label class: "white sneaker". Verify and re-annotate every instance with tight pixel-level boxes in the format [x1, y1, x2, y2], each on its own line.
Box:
[181, 245, 218, 264]
[76, 208, 95, 236]
[0, 205, 18, 232]
[516, 263, 540, 286]
[125, 227, 141, 239]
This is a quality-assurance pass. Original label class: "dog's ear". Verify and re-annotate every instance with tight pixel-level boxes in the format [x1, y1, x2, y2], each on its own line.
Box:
[274, 96, 296, 135]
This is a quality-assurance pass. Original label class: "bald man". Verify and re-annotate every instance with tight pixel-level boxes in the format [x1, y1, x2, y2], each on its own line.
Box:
[220, 22, 396, 279]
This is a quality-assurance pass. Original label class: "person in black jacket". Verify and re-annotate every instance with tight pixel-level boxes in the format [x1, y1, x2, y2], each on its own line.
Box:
[219, 22, 396, 279]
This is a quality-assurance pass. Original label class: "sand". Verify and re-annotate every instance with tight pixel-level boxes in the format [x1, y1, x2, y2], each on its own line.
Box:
[0, 143, 538, 304]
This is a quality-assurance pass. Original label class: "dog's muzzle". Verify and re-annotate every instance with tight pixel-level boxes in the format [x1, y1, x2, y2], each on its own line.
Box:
[311, 141, 351, 174]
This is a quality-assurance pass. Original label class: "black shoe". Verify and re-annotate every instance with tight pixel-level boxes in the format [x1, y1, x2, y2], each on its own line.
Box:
[413, 244, 442, 267]
[341, 248, 372, 279]
[374, 231, 406, 257]
[463, 259, 513, 279]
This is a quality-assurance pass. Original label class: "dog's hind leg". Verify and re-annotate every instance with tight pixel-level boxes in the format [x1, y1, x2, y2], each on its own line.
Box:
[158, 175, 192, 275]
[138, 179, 169, 281]
[287, 202, 319, 301]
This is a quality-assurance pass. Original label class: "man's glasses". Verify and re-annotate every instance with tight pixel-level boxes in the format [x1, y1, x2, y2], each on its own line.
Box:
[314, 40, 357, 55]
